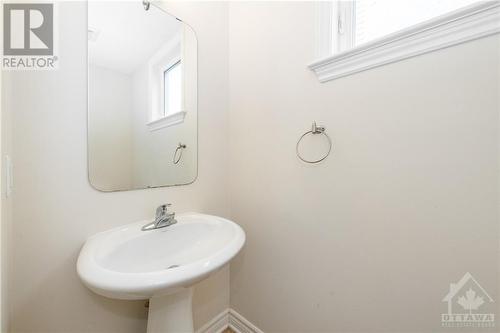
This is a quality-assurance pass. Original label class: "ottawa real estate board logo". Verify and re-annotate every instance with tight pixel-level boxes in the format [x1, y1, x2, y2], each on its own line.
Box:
[2, 3, 58, 70]
[442, 272, 495, 328]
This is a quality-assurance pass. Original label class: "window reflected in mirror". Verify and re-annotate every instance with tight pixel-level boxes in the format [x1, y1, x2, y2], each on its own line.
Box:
[163, 60, 182, 120]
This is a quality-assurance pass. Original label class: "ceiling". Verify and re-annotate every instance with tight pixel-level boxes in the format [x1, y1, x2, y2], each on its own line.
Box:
[88, 1, 182, 74]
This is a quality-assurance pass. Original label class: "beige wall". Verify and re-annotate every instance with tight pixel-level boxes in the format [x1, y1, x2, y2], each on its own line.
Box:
[2, 1, 229, 332]
[2, 48, 13, 333]
[0, 21, 6, 331]
[228, 2, 499, 332]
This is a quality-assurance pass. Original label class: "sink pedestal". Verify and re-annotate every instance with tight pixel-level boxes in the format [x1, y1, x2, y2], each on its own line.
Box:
[147, 288, 194, 333]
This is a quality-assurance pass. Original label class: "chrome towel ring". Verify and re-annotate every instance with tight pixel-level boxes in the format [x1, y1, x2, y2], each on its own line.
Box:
[296, 122, 332, 164]
[173, 143, 186, 164]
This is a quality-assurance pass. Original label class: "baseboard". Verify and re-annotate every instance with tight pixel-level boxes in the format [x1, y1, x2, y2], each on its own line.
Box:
[196, 309, 230, 333]
[197, 308, 263, 333]
[228, 309, 264, 333]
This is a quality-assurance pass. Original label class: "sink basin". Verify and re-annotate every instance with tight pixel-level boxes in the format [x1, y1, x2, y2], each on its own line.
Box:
[77, 213, 245, 332]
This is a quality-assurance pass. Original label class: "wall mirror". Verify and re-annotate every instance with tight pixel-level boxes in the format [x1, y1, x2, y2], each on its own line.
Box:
[88, 1, 197, 191]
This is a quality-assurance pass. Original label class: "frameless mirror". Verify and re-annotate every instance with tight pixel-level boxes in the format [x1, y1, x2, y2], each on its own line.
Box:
[88, 1, 197, 191]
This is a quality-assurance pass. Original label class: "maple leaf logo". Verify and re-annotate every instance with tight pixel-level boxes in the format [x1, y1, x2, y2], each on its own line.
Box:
[457, 288, 485, 314]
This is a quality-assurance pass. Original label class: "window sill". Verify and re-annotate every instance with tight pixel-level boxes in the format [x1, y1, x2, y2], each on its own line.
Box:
[309, 2, 500, 83]
[147, 111, 186, 131]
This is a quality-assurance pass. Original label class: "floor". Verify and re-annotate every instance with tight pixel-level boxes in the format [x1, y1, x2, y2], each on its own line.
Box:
[222, 328, 235, 333]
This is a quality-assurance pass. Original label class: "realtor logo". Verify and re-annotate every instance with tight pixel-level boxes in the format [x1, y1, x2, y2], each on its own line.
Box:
[442, 272, 495, 328]
[2, 3, 58, 69]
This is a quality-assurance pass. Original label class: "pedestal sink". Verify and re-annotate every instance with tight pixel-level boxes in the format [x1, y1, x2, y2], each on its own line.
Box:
[77, 213, 245, 333]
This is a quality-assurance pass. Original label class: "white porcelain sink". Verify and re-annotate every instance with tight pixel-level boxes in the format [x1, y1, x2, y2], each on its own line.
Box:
[77, 213, 245, 333]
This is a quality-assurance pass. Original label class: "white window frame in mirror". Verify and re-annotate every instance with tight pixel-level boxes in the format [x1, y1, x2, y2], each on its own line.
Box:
[163, 59, 182, 117]
[309, 1, 500, 83]
[147, 36, 186, 131]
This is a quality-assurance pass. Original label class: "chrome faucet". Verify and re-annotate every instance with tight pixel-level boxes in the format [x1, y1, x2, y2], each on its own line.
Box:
[142, 204, 177, 231]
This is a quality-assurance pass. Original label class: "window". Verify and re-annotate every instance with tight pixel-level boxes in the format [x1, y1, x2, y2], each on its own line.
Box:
[310, 1, 500, 82]
[146, 35, 186, 131]
[346, 0, 481, 49]
[163, 60, 182, 117]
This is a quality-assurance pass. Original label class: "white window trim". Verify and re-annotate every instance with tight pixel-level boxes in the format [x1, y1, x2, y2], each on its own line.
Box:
[147, 111, 186, 131]
[309, 2, 500, 83]
[159, 58, 181, 115]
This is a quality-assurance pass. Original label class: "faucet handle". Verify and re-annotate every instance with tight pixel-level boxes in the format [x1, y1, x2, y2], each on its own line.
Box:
[156, 204, 172, 217]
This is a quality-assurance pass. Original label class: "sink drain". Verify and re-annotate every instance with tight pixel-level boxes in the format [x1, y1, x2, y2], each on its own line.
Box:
[167, 264, 180, 269]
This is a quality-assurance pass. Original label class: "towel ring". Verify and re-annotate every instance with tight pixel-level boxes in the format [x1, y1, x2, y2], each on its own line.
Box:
[296, 122, 332, 164]
[173, 143, 186, 164]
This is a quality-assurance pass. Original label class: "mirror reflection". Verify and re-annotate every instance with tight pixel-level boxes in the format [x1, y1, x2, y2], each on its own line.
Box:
[88, 1, 197, 191]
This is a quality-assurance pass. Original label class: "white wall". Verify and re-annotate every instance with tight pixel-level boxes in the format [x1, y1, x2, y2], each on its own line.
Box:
[2, 1, 230, 332]
[228, 2, 499, 332]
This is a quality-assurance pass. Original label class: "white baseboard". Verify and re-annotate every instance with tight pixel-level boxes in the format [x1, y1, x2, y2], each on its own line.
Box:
[196, 309, 230, 333]
[197, 308, 263, 333]
[228, 309, 264, 333]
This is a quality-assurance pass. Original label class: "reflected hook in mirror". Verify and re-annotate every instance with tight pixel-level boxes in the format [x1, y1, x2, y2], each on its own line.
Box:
[173, 143, 187, 165]
[142, 0, 150, 11]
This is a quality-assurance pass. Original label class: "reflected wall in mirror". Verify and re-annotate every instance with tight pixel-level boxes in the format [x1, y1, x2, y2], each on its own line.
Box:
[88, 1, 197, 191]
